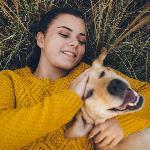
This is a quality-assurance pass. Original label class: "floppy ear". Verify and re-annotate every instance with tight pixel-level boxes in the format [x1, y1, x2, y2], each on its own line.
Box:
[98, 47, 108, 65]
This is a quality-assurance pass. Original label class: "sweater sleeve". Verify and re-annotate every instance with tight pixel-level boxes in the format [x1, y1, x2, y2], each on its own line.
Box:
[115, 70, 150, 137]
[0, 73, 83, 149]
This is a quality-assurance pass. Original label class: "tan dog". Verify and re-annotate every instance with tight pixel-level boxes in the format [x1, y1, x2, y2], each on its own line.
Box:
[65, 48, 144, 138]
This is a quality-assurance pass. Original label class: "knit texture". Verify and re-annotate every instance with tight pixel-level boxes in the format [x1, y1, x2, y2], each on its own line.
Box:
[0, 62, 149, 150]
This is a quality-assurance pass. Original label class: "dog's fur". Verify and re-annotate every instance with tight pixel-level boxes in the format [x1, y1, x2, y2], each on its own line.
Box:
[105, 127, 150, 150]
[64, 48, 144, 139]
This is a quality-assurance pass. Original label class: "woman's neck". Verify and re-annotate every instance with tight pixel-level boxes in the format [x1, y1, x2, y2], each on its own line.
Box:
[33, 63, 68, 80]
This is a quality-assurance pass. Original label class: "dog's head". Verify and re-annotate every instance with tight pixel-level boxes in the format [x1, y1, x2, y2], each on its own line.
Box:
[83, 48, 144, 124]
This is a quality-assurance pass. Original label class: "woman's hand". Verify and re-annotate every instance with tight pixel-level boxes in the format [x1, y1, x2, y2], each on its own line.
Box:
[69, 68, 90, 98]
[88, 118, 124, 149]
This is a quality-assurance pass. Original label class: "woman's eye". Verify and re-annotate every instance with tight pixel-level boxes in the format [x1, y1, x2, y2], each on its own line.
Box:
[59, 33, 69, 38]
[79, 40, 86, 45]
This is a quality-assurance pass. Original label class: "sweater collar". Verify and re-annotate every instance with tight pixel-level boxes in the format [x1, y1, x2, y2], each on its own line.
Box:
[21, 62, 90, 83]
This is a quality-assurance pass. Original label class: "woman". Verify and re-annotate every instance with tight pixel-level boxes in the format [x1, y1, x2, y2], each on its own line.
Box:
[0, 7, 149, 150]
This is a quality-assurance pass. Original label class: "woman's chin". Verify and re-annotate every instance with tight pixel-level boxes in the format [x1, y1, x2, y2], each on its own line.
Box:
[57, 61, 79, 70]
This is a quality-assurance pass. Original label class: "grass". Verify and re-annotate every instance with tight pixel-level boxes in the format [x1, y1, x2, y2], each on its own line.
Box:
[0, 0, 150, 81]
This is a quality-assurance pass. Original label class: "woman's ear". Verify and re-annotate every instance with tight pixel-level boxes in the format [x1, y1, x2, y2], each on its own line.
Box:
[36, 32, 45, 48]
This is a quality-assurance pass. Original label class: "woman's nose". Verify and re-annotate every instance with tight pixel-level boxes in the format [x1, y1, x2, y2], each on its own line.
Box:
[69, 40, 79, 47]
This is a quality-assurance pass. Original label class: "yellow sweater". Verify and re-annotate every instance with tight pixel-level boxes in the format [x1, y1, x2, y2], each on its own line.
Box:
[0, 62, 149, 150]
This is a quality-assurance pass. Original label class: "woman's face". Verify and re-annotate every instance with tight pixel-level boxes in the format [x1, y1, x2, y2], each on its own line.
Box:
[36, 13, 86, 70]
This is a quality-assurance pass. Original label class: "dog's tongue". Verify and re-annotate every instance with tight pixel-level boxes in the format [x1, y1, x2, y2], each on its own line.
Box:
[124, 89, 136, 103]
[116, 89, 136, 110]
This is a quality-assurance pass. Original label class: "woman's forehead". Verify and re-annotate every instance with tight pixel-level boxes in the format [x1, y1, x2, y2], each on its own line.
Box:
[50, 14, 86, 33]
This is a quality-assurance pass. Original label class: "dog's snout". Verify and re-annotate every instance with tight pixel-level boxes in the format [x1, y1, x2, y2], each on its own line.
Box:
[107, 79, 128, 96]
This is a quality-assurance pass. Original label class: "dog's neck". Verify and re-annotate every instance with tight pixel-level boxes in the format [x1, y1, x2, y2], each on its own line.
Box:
[81, 107, 108, 125]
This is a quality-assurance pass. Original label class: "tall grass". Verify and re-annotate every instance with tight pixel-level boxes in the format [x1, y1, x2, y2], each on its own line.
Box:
[0, 0, 150, 81]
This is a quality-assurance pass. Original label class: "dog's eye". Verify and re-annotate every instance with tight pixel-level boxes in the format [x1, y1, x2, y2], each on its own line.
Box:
[84, 89, 94, 100]
[81, 116, 87, 125]
[99, 71, 105, 78]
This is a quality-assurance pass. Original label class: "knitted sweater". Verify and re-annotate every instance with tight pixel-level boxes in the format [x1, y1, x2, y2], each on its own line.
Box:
[0, 63, 149, 150]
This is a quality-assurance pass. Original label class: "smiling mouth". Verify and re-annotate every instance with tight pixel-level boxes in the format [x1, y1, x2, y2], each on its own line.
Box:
[108, 89, 144, 112]
[61, 51, 77, 58]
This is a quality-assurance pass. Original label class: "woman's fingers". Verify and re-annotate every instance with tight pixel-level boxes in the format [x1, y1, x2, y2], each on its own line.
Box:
[89, 118, 124, 149]
[107, 136, 122, 148]
[94, 129, 114, 143]
[95, 130, 123, 149]
[97, 136, 114, 148]
[88, 123, 105, 139]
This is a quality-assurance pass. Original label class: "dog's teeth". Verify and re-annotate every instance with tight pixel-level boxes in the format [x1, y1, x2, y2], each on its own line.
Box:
[134, 96, 139, 105]
[128, 96, 140, 106]
[128, 103, 135, 106]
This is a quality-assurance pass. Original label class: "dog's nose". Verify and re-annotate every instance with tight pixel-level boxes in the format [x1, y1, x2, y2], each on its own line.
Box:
[107, 79, 128, 96]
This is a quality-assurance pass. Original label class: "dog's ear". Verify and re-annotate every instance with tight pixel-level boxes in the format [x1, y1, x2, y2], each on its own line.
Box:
[98, 47, 108, 65]
[92, 47, 108, 67]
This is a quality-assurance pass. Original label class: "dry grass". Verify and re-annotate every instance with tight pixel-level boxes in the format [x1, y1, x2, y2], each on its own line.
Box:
[0, 0, 150, 81]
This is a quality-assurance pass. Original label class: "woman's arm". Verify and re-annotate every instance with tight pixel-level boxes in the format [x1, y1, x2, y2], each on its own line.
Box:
[0, 74, 83, 149]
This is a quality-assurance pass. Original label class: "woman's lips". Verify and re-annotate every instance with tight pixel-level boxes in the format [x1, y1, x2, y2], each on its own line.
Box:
[61, 50, 77, 58]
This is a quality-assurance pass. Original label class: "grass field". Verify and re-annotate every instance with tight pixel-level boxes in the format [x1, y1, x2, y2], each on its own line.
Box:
[0, 0, 150, 81]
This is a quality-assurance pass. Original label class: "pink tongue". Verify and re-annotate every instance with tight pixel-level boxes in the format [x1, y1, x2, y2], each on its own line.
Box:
[124, 89, 136, 103]
[117, 104, 128, 110]
[115, 89, 136, 110]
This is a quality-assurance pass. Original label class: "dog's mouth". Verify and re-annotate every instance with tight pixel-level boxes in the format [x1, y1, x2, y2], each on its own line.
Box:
[108, 89, 143, 112]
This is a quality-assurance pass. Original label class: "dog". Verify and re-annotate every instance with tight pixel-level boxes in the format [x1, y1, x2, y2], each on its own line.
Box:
[64, 47, 144, 139]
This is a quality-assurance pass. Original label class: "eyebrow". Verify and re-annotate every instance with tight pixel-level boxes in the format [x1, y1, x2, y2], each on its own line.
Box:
[57, 26, 86, 36]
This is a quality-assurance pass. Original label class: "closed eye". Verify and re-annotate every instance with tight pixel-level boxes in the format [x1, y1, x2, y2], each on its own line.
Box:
[59, 33, 69, 38]
[84, 89, 94, 100]
[79, 40, 86, 45]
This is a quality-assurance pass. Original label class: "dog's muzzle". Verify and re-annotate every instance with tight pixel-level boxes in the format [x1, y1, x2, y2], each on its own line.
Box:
[108, 88, 144, 112]
[107, 79, 143, 112]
